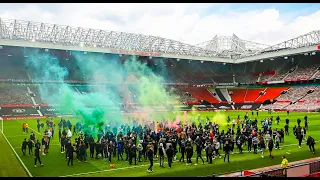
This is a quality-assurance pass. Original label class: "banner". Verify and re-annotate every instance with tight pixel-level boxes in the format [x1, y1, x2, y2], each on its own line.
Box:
[40, 106, 74, 116]
[1, 104, 33, 108]
[285, 78, 309, 82]
[267, 80, 285, 84]
[243, 170, 255, 176]
[0, 107, 40, 117]
[2, 116, 48, 120]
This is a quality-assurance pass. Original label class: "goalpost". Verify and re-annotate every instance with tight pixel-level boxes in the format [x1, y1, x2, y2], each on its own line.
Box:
[0, 116, 3, 134]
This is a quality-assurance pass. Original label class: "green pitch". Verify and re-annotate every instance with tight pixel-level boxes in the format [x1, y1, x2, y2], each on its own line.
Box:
[1, 111, 320, 177]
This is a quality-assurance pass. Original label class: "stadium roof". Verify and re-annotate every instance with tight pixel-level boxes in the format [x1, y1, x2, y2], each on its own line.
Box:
[0, 18, 319, 63]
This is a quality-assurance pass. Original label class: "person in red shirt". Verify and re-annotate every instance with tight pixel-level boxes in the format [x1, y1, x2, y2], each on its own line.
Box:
[22, 123, 26, 133]
[210, 132, 214, 139]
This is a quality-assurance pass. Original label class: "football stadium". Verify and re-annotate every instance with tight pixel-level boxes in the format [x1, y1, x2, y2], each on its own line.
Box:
[0, 12, 320, 177]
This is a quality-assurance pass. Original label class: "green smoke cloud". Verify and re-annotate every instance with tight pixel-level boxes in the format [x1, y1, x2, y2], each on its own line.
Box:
[24, 49, 180, 135]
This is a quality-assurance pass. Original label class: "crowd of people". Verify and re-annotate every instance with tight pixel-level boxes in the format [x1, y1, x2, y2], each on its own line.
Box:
[261, 63, 320, 82]
[263, 86, 320, 111]
[20, 112, 316, 174]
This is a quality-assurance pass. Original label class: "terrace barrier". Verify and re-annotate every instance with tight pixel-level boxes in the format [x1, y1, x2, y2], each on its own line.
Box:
[220, 157, 320, 177]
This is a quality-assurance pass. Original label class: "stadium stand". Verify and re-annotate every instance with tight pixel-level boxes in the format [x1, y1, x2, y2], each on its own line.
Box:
[235, 76, 257, 84]
[179, 88, 220, 103]
[229, 89, 246, 103]
[255, 87, 288, 102]
[290, 65, 318, 80]
[276, 87, 310, 102]
[244, 88, 265, 102]
[0, 85, 32, 105]
[28, 86, 44, 105]
[262, 86, 320, 111]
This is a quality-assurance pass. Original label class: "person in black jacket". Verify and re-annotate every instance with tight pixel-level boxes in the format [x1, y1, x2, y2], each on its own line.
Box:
[67, 141, 75, 166]
[60, 135, 66, 153]
[236, 137, 243, 154]
[247, 135, 252, 152]
[22, 138, 27, 156]
[147, 146, 154, 173]
[276, 116, 280, 125]
[108, 141, 114, 162]
[166, 145, 174, 168]
[34, 140, 43, 167]
[297, 133, 303, 148]
[95, 142, 101, 159]
[304, 116, 308, 130]
[284, 124, 289, 136]
[27, 139, 33, 156]
[179, 139, 186, 162]
[307, 136, 315, 153]
[195, 143, 205, 165]
[124, 141, 130, 161]
[58, 129, 62, 142]
[89, 138, 95, 159]
[37, 122, 41, 133]
[297, 118, 301, 126]
[79, 141, 87, 162]
[129, 144, 137, 165]
[223, 141, 230, 163]
[206, 143, 214, 164]
[185, 142, 193, 165]
[268, 139, 274, 159]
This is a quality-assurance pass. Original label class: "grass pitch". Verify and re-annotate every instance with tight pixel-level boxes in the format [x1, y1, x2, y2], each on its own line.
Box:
[1, 111, 320, 177]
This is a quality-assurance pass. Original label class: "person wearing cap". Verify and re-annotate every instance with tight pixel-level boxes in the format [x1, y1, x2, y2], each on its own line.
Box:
[281, 156, 288, 176]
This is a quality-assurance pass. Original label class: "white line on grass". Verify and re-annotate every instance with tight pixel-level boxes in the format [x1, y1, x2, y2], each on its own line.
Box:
[60, 140, 318, 177]
[0, 130, 33, 177]
[28, 127, 41, 135]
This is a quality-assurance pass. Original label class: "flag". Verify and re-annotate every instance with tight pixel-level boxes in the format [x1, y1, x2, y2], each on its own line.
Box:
[243, 170, 255, 176]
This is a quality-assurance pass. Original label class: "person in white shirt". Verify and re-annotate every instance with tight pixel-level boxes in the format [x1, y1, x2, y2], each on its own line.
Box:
[47, 130, 52, 146]
[67, 129, 72, 139]
[265, 132, 271, 146]
[214, 140, 221, 159]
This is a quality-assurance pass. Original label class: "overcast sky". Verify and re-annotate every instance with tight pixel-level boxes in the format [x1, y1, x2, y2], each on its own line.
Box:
[0, 3, 320, 46]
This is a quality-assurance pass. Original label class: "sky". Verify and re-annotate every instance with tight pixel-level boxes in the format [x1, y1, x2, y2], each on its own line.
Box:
[0, 3, 320, 46]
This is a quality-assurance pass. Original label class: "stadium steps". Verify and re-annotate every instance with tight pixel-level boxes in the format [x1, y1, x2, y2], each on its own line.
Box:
[26, 86, 43, 116]
[215, 89, 227, 102]
[219, 88, 232, 103]
[229, 89, 247, 103]
[255, 87, 288, 103]
[180, 88, 220, 103]
[254, 88, 267, 102]
[208, 89, 222, 102]
[310, 70, 319, 79]
[74, 86, 81, 94]
[245, 88, 264, 102]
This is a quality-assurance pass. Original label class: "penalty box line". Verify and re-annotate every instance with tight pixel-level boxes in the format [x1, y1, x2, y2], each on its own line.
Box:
[60, 140, 318, 177]
[0, 130, 33, 177]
